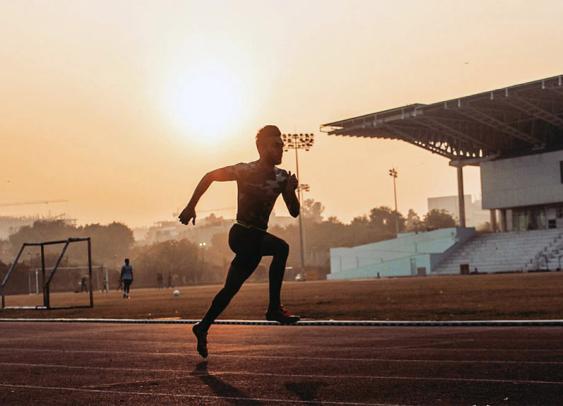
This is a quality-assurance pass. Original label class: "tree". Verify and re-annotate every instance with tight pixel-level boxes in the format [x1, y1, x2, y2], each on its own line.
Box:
[8, 220, 134, 268]
[368, 206, 405, 235]
[9, 220, 76, 252]
[326, 216, 341, 224]
[423, 209, 456, 229]
[132, 239, 200, 286]
[302, 199, 324, 223]
[350, 215, 369, 226]
[83, 222, 134, 267]
[405, 209, 422, 232]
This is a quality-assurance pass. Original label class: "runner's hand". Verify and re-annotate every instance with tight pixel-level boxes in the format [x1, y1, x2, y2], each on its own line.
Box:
[179, 205, 196, 225]
[285, 171, 298, 192]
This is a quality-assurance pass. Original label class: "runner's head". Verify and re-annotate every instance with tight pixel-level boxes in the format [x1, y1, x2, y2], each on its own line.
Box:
[256, 125, 283, 165]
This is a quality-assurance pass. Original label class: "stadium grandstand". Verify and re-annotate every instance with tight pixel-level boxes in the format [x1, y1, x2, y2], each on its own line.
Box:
[322, 75, 563, 276]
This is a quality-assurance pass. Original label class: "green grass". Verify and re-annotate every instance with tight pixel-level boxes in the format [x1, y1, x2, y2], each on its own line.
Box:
[2, 272, 563, 320]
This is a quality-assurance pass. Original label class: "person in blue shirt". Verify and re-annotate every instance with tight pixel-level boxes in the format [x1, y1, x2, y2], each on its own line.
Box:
[120, 258, 133, 299]
[179, 125, 301, 358]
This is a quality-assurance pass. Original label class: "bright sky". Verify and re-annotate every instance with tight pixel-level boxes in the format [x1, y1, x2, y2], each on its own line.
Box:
[2, 0, 563, 227]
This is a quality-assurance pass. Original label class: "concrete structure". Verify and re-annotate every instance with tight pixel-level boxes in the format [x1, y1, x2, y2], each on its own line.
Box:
[481, 150, 563, 231]
[434, 228, 563, 274]
[427, 195, 489, 227]
[322, 75, 563, 278]
[322, 74, 563, 231]
[0, 216, 37, 240]
[328, 227, 474, 280]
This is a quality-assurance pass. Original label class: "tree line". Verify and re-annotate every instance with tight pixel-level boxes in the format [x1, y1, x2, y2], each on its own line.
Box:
[0, 204, 456, 293]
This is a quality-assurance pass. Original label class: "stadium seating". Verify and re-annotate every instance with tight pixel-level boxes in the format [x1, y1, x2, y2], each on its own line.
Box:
[433, 229, 563, 274]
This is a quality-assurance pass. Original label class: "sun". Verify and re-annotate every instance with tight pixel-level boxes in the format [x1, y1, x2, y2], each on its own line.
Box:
[165, 62, 249, 145]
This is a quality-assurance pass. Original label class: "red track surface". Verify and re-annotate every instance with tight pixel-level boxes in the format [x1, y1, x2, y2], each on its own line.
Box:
[0, 322, 562, 405]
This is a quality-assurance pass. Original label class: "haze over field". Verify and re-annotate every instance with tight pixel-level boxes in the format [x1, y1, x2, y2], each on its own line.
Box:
[2, 0, 563, 227]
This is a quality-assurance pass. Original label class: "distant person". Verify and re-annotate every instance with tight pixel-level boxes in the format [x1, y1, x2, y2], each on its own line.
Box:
[102, 269, 110, 293]
[120, 258, 133, 299]
[157, 272, 164, 289]
[179, 125, 301, 358]
[80, 276, 88, 292]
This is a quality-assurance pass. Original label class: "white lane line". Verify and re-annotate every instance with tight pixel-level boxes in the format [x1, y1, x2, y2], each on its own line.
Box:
[2, 336, 562, 353]
[2, 317, 563, 326]
[3, 347, 563, 365]
[3, 333, 560, 348]
[2, 336, 563, 354]
[0, 383, 402, 406]
[1, 361, 562, 386]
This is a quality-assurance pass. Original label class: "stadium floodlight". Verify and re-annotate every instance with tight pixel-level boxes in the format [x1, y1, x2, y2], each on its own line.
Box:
[281, 133, 315, 274]
[282, 133, 315, 151]
[388, 168, 399, 235]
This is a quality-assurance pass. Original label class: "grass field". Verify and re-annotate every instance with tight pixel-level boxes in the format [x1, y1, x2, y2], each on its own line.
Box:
[1, 272, 563, 320]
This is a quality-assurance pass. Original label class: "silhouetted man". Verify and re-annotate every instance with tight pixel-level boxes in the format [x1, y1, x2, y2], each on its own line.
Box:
[179, 125, 300, 358]
[120, 258, 133, 299]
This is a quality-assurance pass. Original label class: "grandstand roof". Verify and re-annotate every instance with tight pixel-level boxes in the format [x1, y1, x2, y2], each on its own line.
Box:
[321, 75, 563, 161]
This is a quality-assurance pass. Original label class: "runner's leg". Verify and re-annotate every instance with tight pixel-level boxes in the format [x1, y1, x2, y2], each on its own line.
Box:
[199, 225, 262, 330]
[260, 232, 289, 310]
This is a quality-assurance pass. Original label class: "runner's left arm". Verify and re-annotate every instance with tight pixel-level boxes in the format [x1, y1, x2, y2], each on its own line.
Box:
[179, 165, 239, 225]
[282, 171, 300, 217]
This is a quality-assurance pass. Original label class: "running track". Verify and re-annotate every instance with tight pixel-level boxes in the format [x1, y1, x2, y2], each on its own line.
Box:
[0, 322, 562, 405]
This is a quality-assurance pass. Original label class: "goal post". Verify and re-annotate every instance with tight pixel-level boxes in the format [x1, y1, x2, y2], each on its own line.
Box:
[0, 237, 94, 310]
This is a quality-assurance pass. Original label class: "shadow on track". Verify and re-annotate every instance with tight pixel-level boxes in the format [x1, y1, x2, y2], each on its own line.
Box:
[191, 361, 261, 405]
[285, 381, 328, 403]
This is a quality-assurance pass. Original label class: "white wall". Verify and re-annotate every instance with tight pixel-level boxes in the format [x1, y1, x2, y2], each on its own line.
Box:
[329, 227, 475, 279]
[481, 150, 563, 209]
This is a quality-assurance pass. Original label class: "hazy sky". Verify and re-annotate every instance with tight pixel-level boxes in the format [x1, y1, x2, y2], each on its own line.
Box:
[2, 0, 563, 227]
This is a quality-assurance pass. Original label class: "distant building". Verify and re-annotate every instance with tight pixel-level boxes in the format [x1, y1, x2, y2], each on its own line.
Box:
[0, 216, 37, 240]
[329, 228, 475, 280]
[427, 195, 489, 228]
[137, 213, 296, 246]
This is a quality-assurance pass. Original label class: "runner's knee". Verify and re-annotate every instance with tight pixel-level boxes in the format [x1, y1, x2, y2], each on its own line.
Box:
[278, 240, 289, 258]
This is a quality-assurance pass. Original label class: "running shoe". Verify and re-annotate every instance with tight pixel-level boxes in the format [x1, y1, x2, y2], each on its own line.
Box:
[266, 306, 300, 324]
[192, 322, 208, 358]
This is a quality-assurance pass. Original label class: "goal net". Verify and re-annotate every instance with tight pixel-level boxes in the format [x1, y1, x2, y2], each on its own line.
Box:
[0, 237, 95, 310]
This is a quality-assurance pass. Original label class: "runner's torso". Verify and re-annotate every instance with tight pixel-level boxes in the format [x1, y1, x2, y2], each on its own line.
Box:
[227, 161, 289, 230]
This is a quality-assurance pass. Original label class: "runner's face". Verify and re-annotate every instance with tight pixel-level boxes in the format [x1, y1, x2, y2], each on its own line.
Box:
[271, 136, 284, 164]
[264, 136, 283, 165]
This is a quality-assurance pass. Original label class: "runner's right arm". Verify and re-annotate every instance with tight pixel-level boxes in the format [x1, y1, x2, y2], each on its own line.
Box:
[178, 165, 238, 225]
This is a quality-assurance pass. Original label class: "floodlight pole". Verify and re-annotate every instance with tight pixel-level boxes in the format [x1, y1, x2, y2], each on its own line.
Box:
[282, 133, 314, 275]
[199, 242, 207, 282]
[87, 238, 93, 308]
[295, 148, 305, 275]
[41, 243, 48, 308]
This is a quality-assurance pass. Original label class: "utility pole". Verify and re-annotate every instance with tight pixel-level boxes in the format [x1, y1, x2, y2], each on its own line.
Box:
[388, 168, 399, 235]
[198, 242, 206, 283]
[281, 133, 314, 275]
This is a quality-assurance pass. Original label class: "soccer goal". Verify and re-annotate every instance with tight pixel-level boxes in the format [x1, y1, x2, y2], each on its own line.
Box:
[0, 237, 94, 310]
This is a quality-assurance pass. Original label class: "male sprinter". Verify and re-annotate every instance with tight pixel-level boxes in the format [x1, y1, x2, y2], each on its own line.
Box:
[178, 125, 300, 358]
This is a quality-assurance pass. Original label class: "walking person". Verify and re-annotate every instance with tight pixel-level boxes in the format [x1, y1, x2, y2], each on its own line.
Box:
[120, 258, 134, 299]
[179, 125, 301, 358]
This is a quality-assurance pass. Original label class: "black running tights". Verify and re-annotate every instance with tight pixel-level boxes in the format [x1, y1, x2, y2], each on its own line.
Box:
[200, 224, 289, 329]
